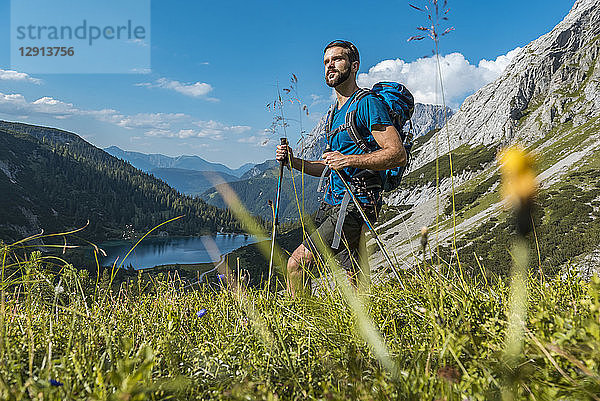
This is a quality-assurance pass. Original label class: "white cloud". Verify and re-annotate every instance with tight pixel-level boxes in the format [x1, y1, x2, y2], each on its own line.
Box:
[0, 93, 31, 118]
[0, 69, 42, 84]
[237, 135, 259, 144]
[110, 112, 189, 130]
[0, 91, 251, 142]
[357, 47, 521, 108]
[144, 129, 223, 140]
[0, 93, 80, 118]
[237, 129, 271, 147]
[194, 120, 251, 137]
[31, 97, 79, 117]
[137, 77, 215, 99]
[144, 120, 251, 140]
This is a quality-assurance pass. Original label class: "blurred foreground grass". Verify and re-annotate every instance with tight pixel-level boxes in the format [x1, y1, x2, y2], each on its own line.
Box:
[1, 245, 600, 400]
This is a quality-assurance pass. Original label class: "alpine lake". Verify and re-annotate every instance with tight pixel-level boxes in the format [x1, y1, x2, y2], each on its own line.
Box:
[99, 234, 259, 270]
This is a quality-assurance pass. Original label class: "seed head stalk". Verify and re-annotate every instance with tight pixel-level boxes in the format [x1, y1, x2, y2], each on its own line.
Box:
[434, 39, 461, 272]
[271, 75, 312, 276]
[408, 0, 456, 268]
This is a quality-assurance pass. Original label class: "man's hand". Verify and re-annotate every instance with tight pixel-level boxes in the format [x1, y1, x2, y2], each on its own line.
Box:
[277, 145, 328, 177]
[276, 144, 293, 164]
[322, 151, 351, 170]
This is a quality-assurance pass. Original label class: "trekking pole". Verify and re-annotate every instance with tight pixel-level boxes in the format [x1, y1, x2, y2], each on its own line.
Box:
[332, 168, 405, 289]
[268, 137, 288, 290]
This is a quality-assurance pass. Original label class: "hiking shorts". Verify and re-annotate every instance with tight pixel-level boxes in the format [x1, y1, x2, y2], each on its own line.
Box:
[302, 201, 378, 270]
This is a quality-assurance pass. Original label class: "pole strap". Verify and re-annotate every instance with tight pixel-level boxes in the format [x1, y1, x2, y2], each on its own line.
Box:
[317, 166, 330, 192]
[332, 191, 352, 250]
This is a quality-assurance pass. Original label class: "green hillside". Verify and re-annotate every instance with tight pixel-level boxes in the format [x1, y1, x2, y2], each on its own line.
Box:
[0, 121, 244, 243]
[202, 167, 321, 223]
[149, 167, 240, 196]
[375, 114, 600, 279]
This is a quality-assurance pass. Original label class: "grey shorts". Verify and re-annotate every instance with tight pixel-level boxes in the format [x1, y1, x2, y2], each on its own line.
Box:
[302, 201, 378, 270]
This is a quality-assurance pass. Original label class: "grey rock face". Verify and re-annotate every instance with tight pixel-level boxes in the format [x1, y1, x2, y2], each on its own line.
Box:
[409, 103, 454, 138]
[296, 113, 328, 161]
[412, 0, 600, 169]
[296, 103, 453, 161]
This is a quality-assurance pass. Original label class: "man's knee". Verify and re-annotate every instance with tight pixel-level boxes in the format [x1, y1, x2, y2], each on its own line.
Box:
[288, 244, 313, 272]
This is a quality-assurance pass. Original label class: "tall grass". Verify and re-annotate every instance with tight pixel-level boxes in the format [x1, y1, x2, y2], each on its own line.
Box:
[1, 145, 599, 400]
[2, 3, 598, 400]
[1, 237, 599, 400]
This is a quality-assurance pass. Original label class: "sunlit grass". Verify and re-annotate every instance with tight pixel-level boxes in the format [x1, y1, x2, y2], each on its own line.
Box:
[1, 238, 599, 400]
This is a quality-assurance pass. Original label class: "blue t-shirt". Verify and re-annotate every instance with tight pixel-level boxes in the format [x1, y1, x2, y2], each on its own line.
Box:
[323, 90, 393, 206]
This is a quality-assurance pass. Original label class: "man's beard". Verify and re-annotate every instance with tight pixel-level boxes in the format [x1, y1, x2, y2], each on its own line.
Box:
[325, 67, 351, 88]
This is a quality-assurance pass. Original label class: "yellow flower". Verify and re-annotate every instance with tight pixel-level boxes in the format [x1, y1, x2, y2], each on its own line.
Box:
[498, 146, 538, 209]
[420, 226, 429, 250]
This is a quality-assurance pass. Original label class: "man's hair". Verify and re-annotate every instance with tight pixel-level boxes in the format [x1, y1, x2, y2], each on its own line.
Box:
[324, 40, 360, 65]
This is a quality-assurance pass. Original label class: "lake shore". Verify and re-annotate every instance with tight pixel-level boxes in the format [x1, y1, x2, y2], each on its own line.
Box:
[98, 234, 259, 270]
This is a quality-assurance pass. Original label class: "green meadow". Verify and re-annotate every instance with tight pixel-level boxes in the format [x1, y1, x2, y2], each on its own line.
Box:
[1, 240, 599, 400]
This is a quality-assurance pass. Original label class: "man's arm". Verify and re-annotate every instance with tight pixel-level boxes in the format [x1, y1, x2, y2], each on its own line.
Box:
[276, 144, 328, 177]
[322, 124, 407, 171]
[290, 156, 328, 177]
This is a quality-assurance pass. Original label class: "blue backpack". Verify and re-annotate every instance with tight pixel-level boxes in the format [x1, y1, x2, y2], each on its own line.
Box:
[326, 81, 415, 192]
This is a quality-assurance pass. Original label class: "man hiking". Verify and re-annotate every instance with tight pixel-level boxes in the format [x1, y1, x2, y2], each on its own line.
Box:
[276, 40, 407, 296]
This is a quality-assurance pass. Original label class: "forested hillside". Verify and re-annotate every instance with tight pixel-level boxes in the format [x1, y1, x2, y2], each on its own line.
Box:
[202, 167, 320, 222]
[0, 121, 244, 243]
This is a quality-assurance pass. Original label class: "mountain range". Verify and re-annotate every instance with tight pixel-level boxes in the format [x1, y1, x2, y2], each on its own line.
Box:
[105, 146, 254, 177]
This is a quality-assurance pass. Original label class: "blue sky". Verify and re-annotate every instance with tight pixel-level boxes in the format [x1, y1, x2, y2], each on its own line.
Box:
[0, 0, 573, 168]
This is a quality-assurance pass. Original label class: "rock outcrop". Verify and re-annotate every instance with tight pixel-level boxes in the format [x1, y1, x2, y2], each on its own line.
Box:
[412, 0, 600, 169]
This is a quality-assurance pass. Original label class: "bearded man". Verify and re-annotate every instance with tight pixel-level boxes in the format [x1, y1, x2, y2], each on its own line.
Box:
[276, 40, 407, 296]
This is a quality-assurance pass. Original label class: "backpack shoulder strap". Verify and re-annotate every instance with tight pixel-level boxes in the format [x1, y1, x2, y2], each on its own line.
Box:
[325, 103, 350, 145]
[345, 88, 375, 153]
[325, 103, 335, 134]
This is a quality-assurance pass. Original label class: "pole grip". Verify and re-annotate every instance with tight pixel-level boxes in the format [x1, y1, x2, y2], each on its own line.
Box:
[280, 137, 288, 161]
[280, 137, 289, 169]
[274, 138, 288, 227]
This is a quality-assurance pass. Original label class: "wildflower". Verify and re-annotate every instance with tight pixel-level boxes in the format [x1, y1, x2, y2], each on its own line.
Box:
[418, 307, 426, 314]
[437, 365, 461, 383]
[196, 308, 207, 318]
[498, 146, 538, 235]
[54, 285, 64, 295]
[420, 226, 429, 251]
[49, 379, 63, 387]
